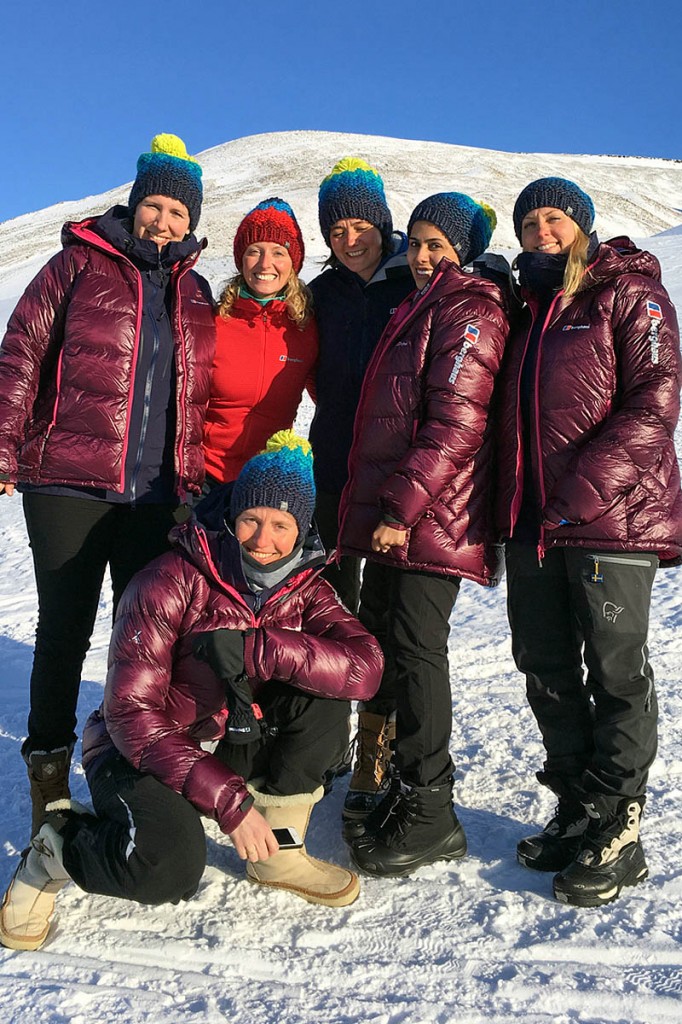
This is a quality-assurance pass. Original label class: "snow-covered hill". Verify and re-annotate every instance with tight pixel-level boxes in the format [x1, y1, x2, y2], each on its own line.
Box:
[1, 131, 682, 1024]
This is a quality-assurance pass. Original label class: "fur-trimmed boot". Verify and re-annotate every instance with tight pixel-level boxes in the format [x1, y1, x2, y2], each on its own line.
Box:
[22, 743, 73, 838]
[553, 795, 648, 907]
[350, 780, 467, 878]
[246, 783, 360, 907]
[517, 772, 589, 872]
[342, 711, 396, 828]
[0, 799, 84, 951]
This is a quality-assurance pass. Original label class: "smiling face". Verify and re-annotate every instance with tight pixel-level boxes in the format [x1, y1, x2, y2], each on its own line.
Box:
[520, 207, 578, 255]
[407, 221, 460, 288]
[241, 241, 294, 298]
[329, 218, 383, 281]
[235, 506, 298, 564]
[132, 194, 191, 247]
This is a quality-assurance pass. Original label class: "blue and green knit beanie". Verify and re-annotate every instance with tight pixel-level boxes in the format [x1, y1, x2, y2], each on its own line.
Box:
[513, 177, 595, 242]
[408, 192, 497, 267]
[318, 157, 393, 246]
[128, 133, 203, 232]
[230, 430, 316, 539]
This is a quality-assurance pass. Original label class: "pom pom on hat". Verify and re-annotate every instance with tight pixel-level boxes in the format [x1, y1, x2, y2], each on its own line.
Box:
[318, 156, 393, 246]
[513, 177, 595, 242]
[230, 430, 316, 540]
[128, 133, 203, 232]
[233, 197, 305, 275]
[408, 193, 496, 267]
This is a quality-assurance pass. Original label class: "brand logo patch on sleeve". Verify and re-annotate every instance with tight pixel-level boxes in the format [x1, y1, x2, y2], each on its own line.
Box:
[646, 301, 663, 320]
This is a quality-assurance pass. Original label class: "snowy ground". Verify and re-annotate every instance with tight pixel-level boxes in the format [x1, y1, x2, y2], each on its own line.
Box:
[1, 134, 682, 1023]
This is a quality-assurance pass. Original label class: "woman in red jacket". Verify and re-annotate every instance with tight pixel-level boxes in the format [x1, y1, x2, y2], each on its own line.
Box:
[0, 134, 215, 838]
[202, 198, 317, 485]
[339, 192, 508, 877]
[496, 177, 682, 907]
[0, 432, 383, 951]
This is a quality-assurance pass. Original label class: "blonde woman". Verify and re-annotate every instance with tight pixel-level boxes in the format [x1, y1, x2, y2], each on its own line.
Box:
[497, 176, 682, 906]
[203, 198, 318, 486]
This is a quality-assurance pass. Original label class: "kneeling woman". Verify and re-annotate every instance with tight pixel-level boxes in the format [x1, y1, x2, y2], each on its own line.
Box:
[497, 177, 682, 906]
[0, 432, 383, 951]
[338, 193, 508, 876]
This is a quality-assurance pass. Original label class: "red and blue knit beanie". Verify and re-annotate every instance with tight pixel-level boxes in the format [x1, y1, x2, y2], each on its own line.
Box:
[233, 198, 305, 274]
[513, 177, 595, 242]
[128, 133, 203, 232]
[318, 157, 393, 246]
[229, 430, 316, 540]
[408, 192, 497, 268]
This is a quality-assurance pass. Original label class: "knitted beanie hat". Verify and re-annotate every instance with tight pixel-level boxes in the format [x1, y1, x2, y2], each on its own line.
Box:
[128, 133, 203, 232]
[230, 430, 316, 539]
[233, 197, 305, 274]
[318, 157, 393, 246]
[513, 177, 595, 241]
[408, 192, 497, 268]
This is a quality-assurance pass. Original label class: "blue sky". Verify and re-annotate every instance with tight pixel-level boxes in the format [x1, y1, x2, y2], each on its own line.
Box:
[2, 0, 680, 222]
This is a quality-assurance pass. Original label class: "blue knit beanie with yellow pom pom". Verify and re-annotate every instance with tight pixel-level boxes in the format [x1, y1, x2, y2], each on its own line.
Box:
[318, 157, 393, 246]
[230, 430, 316, 540]
[408, 192, 497, 268]
[128, 133, 203, 232]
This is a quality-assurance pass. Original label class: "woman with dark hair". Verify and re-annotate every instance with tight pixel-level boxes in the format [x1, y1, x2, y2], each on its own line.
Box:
[0, 134, 216, 838]
[308, 157, 414, 822]
[203, 198, 318, 486]
[339, 192, 508, 875]
[497, 176, 682, 906]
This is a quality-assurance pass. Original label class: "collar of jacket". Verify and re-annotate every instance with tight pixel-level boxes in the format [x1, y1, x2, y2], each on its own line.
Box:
[62, 205, 207, 270]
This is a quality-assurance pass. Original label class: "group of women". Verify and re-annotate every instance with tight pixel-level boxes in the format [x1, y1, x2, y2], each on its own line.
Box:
[0, 130, 680, 951]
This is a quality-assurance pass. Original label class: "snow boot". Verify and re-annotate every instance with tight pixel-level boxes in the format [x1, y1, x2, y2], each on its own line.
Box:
[553, 795, 648, 907]
[23, 742, 73, 838]
[245, 783, 360, 907]
[342, 711, 396, 827]
[0, 799, 83, 951]
[350, 780, 467, 878]
[517, 773, 589, 872]
[343, 770, 401, 842]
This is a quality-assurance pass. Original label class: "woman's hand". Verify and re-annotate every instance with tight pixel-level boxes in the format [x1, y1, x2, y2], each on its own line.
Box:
[0, 482, 15, 497]
[372, 521, 407, 554]
[229, 806, 279, 862]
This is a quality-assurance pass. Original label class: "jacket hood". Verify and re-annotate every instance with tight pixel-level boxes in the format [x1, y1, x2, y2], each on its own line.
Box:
[586, 237, 662, 288]
[410, 256, 510, 317]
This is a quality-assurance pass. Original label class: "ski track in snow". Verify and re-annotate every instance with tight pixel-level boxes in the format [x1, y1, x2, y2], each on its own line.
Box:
[1, 133, 682, 1023]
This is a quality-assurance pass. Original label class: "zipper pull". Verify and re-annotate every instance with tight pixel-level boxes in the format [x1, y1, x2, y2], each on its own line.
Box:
[591, 558, 604, 583]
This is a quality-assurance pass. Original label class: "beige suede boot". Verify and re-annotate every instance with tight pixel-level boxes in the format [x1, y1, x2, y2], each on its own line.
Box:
[245, 784, 360, 907]
[0, 818, 71, 951]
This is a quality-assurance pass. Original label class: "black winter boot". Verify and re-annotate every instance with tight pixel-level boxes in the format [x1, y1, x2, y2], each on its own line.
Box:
[22, 743, 73, 839]
[350, 780, 467, 877]
[553, 795, 648, 907]
[517, 773, 589, 872]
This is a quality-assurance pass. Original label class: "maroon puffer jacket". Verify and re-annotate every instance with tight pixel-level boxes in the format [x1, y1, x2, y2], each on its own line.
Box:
[0, 214, 215, 495]
[82, 521, 383, 835]
[496, 237, 682, 565]
[338, 258, 508, 585]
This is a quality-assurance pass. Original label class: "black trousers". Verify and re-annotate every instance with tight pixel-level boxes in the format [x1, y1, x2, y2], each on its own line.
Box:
[314, 490, 362, 614]
[22, 493, 178, 753]
[505, 542, 659, 798]
[63, 685, 350, 906]
[360, 565, 461, 788]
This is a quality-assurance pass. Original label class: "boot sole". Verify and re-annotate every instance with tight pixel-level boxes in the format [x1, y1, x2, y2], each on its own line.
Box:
[351, 830, 467, 878]
[553, 864, 649, 907]
[246, 872, 360, 907]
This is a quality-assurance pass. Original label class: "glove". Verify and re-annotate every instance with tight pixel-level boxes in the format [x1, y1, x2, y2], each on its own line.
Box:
[192, 629, 262, 745]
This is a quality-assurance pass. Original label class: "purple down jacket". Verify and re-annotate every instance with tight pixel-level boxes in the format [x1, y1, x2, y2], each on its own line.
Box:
[0, 214, 215, 495]
[495, 237, 682, 565]
[338, 258, 508, 585]
[82, 521, 383, 835]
